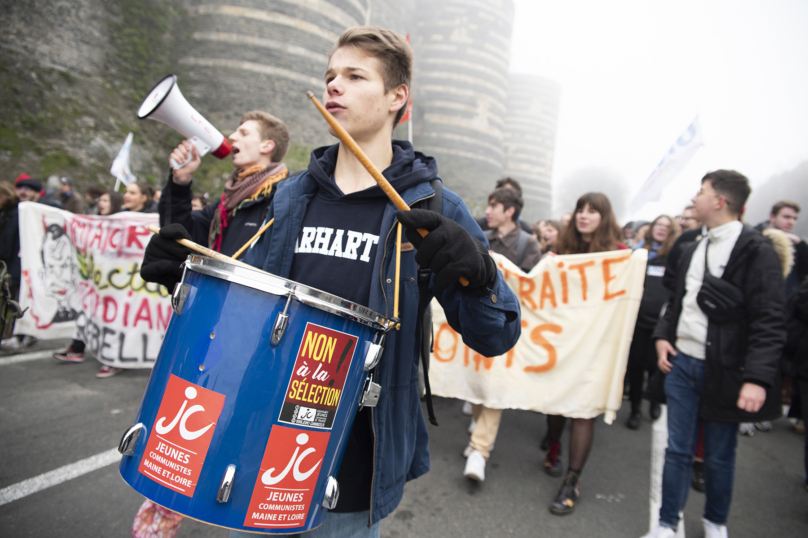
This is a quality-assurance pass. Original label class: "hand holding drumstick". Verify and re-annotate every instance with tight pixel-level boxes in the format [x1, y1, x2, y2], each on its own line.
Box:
[306, 92, 497, 293]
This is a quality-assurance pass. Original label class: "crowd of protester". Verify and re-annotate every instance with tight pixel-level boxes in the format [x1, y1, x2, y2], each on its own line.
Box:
[460, 173, 808, 536]
[2, 164, 806, 536]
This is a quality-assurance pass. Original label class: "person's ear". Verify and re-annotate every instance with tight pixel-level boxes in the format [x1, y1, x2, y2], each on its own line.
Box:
[505, 206, 516, 219]
[389, 84, 409, 116]
[260, 139, 276, 156]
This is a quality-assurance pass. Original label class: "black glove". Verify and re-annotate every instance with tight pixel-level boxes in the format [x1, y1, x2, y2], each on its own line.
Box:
[396, 209, 497, 295]
[140, 223, 193, 290]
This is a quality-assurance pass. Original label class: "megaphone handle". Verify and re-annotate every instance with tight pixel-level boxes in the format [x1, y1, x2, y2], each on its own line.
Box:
[170, 137, 211, 170]
[170, 152, 193, 171]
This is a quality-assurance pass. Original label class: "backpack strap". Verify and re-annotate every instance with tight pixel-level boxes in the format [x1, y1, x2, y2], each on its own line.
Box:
[516, 229, 529, 269]
[415, 178, 443, 426]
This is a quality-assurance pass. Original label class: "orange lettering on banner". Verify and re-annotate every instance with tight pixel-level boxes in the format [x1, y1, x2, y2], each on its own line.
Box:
[539, 272, 557, 309]
[568, 261, 595, 301]
[434, 323, 458, 362]
[505, 319, 529, 368]
[519, 277, 537, 310]
[472, 352, 495, 371]
[559, 271, 569, 304]
[602, 255, 630, 301]
[525, 324, 563, 373]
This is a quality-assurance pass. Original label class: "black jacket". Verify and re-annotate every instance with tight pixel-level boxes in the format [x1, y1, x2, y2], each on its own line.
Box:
[663, 228, 702, 292]
[158, 171, 280, 257]
[0, 204, 20, 287]
[653, 225, 787, 422]
[788, 276, 808, 382]
[636, 254, 669, 330]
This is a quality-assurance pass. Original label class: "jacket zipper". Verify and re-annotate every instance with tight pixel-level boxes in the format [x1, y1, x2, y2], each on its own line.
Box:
[369, 192, 433, 527]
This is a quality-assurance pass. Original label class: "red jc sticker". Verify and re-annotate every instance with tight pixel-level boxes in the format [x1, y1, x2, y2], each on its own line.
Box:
[138, 374, 226, 497]
[244, 425, 331, 529]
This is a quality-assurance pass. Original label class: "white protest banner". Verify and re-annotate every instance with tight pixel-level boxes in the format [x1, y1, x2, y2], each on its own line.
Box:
[16, 202, 170, 368]
[630, 116, 704, 214]
[430, 250, 647, 424]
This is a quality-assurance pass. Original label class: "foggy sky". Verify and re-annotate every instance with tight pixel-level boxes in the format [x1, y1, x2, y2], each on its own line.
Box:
[509, 0, 808, 226]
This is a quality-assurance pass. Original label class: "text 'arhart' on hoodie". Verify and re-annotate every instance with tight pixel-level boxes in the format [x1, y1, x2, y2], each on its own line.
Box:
[288, 141, 439, 309]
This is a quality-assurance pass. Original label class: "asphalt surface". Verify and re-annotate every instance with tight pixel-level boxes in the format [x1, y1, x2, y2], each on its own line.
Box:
[1, 340, 806, 537]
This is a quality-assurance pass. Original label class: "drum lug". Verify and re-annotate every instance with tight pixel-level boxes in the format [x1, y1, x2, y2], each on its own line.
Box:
[364, 334, 385, 371]
[270, 293, 294, 346]
[322, 476, 339, 510]
[118, 423, 145, 456]
[171, 263, 191, 315]
[172, 283, 191, 315]
[217, 464, 237, 503]
[358, 374, 382, 409]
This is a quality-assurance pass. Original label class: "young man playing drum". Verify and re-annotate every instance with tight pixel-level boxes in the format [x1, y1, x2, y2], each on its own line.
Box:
[143, 26, 521, 537]
[154, 111, 290, 258]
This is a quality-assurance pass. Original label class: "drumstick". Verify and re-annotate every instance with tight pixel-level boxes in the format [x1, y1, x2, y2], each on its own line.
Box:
[146, 225, 255, 269]
[306, 91, 470, 287]
[232, 218, 274, 260]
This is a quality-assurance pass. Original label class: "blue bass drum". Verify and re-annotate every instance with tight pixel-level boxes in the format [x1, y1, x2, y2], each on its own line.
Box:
[118, 255, 392, 533]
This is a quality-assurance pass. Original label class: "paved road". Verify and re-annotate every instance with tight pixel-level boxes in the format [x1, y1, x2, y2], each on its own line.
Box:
[1, 341, 806, 537]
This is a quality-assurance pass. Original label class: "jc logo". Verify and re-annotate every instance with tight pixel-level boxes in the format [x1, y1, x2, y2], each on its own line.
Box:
[262, 433, 322, 486]
[155, 386, 214, 441]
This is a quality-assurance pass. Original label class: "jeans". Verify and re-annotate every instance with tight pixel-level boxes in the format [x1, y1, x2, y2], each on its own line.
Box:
[659, 351, 738, 528]
[229, 511, 379, 538]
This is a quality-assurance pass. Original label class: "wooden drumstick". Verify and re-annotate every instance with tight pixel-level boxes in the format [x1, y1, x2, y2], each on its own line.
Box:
[306, 91, 470, 287]
[146, 225, 255, 269]
[232, 218, 274, 260]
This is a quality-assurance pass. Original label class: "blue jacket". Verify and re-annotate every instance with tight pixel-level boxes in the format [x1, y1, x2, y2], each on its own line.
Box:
[244, 152, 521, 523]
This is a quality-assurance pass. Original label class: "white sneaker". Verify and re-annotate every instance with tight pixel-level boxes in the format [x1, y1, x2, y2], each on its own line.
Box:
[703, 518, 728, 538]
[464, 449, 485, 482]
[639, 525, 675, 538]
[738, 422, 755, 436]
[468, 417, 476, 434]
[462, 401, 473, 415]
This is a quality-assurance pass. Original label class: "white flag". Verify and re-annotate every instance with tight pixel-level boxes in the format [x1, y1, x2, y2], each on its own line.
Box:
[110, 132, 137, 188]
[630, 117, 703, 213]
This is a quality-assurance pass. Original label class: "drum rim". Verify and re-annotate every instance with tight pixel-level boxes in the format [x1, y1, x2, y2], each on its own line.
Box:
[184, 255, 391, 332]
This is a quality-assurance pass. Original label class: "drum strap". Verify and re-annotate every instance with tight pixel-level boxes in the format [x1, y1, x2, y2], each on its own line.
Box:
[416, 178, 443, 426]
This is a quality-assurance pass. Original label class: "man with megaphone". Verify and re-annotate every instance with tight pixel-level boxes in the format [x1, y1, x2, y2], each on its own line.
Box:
[147, 111, 290, 280]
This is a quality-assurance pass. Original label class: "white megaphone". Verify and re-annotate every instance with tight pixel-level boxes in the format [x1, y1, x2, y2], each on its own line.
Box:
[137, 74, 232, 170]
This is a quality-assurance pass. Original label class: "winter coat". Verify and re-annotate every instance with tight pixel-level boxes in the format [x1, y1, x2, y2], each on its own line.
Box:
[244, 142, 521, 524]
[636, 254, 669, 330]
[60, 191, 84, 213]
[792, 277, 808, 383]
[158, 171, 278, 257]
[0, 204, 20, 287]
[653, 225, 787, 423]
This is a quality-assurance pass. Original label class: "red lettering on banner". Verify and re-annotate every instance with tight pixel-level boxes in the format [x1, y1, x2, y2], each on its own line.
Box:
[244, 425, 330, 529]
[138, 375, 226, 496]
[133, 298, 153, 329]
[278, 323, 357, 429]
[603, 255, 630, 301]
[525, 324, 563, 373]
[108, 228, 122, 251]
[156, 303, 171, 332]
[102, 296, 117, 322]
[539, 271, 557, 309]
[568, 260, 595, 301]
[88, 226, 104, 251]
[126, 225, 151, 249]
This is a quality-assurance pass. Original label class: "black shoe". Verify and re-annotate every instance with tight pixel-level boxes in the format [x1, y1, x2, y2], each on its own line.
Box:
[626, 411, 641, 430]
[649, 403, 661, 420]
[691, 461, 706, 493]
[544, 442, 563, 477]
[550, 471, 580, 515]
[540, 431, 550, 451]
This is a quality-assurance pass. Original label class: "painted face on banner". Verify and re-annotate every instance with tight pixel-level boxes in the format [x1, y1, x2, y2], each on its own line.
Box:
[39, 224, 78, 317]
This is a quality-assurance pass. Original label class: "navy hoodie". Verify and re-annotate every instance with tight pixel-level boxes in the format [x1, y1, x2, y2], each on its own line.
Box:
[289, 141, 438, 512]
